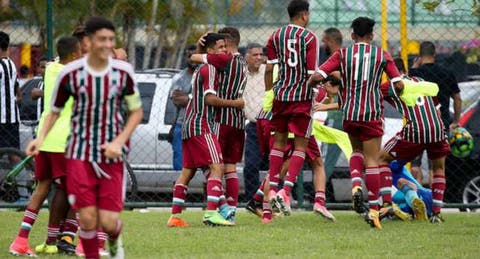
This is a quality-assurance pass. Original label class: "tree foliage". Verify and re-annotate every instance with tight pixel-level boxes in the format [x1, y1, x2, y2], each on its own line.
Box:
[416, 0, 480, 16]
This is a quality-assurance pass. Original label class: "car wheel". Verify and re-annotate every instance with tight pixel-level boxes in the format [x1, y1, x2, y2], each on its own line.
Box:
[462, 176, 480, 212]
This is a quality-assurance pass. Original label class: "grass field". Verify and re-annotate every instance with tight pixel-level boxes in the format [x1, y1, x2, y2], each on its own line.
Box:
[1, 209, 479, 258]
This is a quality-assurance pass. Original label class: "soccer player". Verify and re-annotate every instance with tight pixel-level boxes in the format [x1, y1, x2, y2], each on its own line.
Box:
[309, 17, 404, 229]
[26, 17, 142, 259]
[9, 37, 81, 257]
[379, 58, 449, 223]
[264, 0, 319, 215]
[190, 27, 247, 222]
[166, 33, 244, 227]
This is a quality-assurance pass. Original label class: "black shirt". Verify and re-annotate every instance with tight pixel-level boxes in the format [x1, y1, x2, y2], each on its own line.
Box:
[409, 63, 460, 126]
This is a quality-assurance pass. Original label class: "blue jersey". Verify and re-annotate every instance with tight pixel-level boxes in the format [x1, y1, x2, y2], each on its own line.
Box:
[391, 165, 433, 217]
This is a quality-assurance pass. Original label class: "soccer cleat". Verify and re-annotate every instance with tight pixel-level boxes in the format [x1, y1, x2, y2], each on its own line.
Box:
[108, 236, 124, 259]
[57, 236, 76, 255]
[203, 210, 235, 226]
[313, 202, 336, 222]
[429, 213, 445, 224]
[35, 242, 58, 254]
[167, 215, 189, 227]
[379, 203, 411, 221]
[99, 247, 109, 257]
[262, 217, 272, 224]
[245, 199, 263, 218]
[268, 190, 281, 214]
[412, 198, 428, 221]
[365, 209, 382, 229]
[219, 205, 236, 223]
[352, 187, 367, 214]
[9, 236, 37, 257]
[275, 189, 292, 216]
[75, 240, 84, 257]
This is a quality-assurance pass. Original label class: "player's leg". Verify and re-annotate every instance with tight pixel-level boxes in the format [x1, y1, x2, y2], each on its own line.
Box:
[57, 208, 78, 255]
[261, 175, 273, 223]
[397, 178, 427, 221]
[311, 156, 335, 221]
[430, 156, 446, 223]
[269, 131, 288, 193]
[204, 162, 234, 226]
[362, 136, 383, 229]
[348, 135, 366, 214]
[168, 168, 195, 227]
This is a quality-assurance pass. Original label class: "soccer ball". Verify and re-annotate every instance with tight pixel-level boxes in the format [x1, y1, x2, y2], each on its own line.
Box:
[448, 127, 474, 158]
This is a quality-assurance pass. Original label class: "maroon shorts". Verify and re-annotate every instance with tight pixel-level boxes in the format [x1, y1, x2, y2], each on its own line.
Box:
[218, 125, 245, 164]
[257, 119, 273, 156]
[271, 100, 312, 138]
[182, 133, 223, 169]
[384, 135, 451, 161]
[34, 151, 66, 181]
[343, 120, 383, 142]
[66, 159, 124, 212]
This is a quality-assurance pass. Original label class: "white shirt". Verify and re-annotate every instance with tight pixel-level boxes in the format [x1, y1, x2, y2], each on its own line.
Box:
[243, 64, 266, 122]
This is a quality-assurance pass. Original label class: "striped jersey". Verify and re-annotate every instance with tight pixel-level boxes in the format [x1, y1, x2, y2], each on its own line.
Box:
[319, 43, 401, 122]
[266, 24, 318, 101]
[256, 108, 272, 121]
[0, 57, 19, 123]
[182, 64, 219, 139]
[205, 52, 247, 129]
[381, 76, 446, 143]
[51, 57, 139, 163]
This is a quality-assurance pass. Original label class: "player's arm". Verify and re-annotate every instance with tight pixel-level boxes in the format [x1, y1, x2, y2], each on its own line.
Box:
[103, 71, 143, 159]
[451, 92, 461, 129]
[200, 64, 244, 109]
[205, 93, 244, 109]
[191, 52, 232, 71]
[308, 50, 341, 87]
[264, 34, 277, 91]
[384, 51, 404, 95]
[314, 102, 339, 112]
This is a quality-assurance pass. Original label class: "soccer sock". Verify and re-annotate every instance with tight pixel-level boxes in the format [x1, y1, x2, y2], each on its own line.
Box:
[46, 224, 60, 244]
[62, 217, 78, 240]
[379, 165, 393, 205]
[268, 148, 285, 192]
[79, 228, 98, 259]
[400, 184, 419, 208]
[283, 150, 306, 196]
[106, 220, 122, 241]
[350, 151, 364, 189]
[365, 167, 380, 210]
[224, 171, 239, 207]
[253, 177, 266, 202]
[262, 201, 272, 221]
[97, 229, 108, 249]
[432, 175, 446, 214]
[18, 208, 39, 238]
[206, 177, 223, 210]
[171, 184, 187, 214]
[315, 191, 326, 206]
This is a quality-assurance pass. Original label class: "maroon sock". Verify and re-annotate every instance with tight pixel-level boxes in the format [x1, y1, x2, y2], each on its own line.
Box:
[97, 229, 108, 249]
[268, 148, 285, 192]
[79, 228, 98, 259]
[379, 165, 392, 205]
[46, 224, 60, 244]
[206, 178, 223, 210]
[224, 171, 239, 207]
[18, 208, 39, 238]
[105, 219, 122, 241]
[365, 167, 380, 210]
[171, 184, 187, 214]
[315, 191, 326, 206]
[283, 150, 306, 196]
[253, 177, 267, 202]
[350, 151, 364, 189]
[432, 175, 446, 214]
[62, 217, 78, 240]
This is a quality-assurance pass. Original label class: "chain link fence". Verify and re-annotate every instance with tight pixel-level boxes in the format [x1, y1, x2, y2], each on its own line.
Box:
[0, 0, 479, 210]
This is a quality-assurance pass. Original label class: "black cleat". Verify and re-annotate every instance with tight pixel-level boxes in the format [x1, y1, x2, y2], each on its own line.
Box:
[57, 236, 76, 255]
[245, 199, 263, 218]
[352, 187, 367, 214]
[429, 213, 445, 223]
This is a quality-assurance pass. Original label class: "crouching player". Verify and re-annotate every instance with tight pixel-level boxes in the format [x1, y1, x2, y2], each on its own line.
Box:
[26, 16, 143, 259]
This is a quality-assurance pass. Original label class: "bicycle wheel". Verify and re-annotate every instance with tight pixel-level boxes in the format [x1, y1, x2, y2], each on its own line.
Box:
[123, 159, 138, 202]
[0, 148, 36, 203]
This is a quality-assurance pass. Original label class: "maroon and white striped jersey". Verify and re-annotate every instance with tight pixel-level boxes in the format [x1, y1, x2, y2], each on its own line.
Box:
[51, 57, 139, 163]
[266, 24, 318, 102]
[204, 52, 247, 129]
[381, 77, 446, 144]
[182, 64, 219, 140]
[319, 43, 401, 122]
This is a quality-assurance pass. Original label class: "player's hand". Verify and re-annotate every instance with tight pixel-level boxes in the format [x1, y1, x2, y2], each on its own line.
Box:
[101, 141, 123, 159]
[308, 72, 323, 87]
[449, 122, 459, 131]
[313, 102, 329, 112]
[197, 32, 211, 48]
[25, 139, 42, 156]
[234, 98, 244, 109]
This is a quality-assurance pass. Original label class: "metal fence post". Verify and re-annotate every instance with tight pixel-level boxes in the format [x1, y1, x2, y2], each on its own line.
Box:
[46, 0, 53, 60]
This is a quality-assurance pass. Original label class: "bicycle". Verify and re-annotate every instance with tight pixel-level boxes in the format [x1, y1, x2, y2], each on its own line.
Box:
[0, 148, 36, 203]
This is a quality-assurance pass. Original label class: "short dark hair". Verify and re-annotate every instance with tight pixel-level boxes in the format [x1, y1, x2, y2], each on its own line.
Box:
[351, 17, 375, 37]
[287, 0, 309, 19]
[419, 41, 435, 57]
[325, 74, 341, 86]
[393, 57, 406, 74]
[202, 33, 227, 50]
[72, 25, 86, 40]
[85, 16, 115, 36]
[218, 27, 240, 47]
[0, 31, 10, 51]
[324, 27, 343, 46]
[57, 36, 79, 60]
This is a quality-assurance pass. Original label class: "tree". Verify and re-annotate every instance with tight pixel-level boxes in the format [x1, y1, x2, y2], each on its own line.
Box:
[416, 0, 480, 16]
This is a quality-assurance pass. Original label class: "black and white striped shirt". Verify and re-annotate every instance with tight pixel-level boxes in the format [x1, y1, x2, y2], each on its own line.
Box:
[0, 57, 19, 123]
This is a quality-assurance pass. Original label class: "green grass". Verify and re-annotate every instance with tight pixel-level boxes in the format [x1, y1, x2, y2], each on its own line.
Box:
[1, 210, 479, 258]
